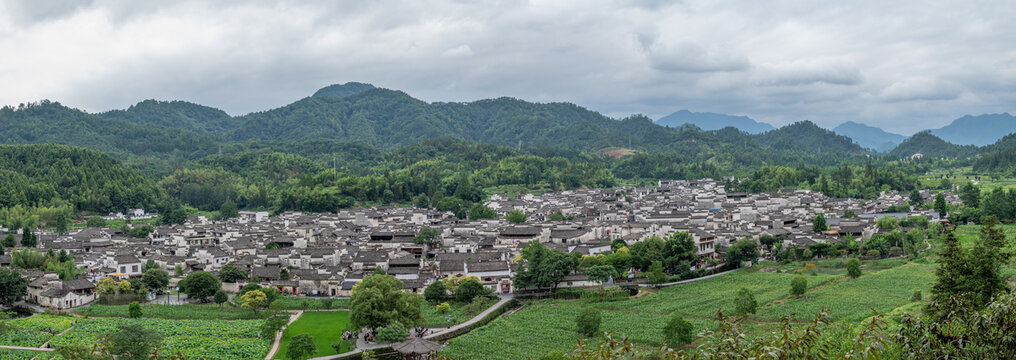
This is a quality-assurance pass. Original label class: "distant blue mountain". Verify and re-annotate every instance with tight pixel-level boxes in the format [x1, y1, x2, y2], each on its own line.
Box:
[655, 110, 775, 134]
[832, 121, 906, 152]
[929, 113, 1016, 146]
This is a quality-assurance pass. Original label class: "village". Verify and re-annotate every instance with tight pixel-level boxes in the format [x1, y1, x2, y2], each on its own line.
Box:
[0, 179, 957, 312]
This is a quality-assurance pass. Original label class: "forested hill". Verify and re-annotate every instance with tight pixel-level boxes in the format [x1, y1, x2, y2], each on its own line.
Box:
[887, 132, 978, 159]
[0, 101, 220, 162]
[0, 144, 167, 213]
[0, 84, 875, 169]
[99, 99, 239, 135]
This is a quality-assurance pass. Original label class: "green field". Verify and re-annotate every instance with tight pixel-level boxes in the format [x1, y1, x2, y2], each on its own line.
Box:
[441, 260, 935, 360]
[268, 297, 351, 311]
[45, 317, 269, 360]
[420, 297, 498, 328]
[275, 311, 352, 359]
[75, 303, 264, 320]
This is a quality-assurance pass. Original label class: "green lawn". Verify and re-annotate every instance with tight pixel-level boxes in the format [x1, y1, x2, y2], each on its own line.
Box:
[275, 311, 352, 359]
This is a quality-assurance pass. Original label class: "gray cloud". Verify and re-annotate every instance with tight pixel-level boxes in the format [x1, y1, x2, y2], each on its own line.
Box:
[0, 0, 1014, 134]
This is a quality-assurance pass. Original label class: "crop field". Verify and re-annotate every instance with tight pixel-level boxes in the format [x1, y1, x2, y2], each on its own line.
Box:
[46, 317, 268, 360]
[0, 315, 76, 350]
[275, 311, 351, 359]
[75, 303, 263, 320]
[268, 297, 351, 311]
[442, 259, 937, 360]
[0, 349, 41, 360]
[757, 262, 936, 322]
[420, 298, 498, 327]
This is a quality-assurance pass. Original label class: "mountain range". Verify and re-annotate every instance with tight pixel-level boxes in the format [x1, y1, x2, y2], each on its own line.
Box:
[655, 110, 775, 134]
[1, 82, 1014, 173]
[656, 110, 1016, 153]
[831, 121, 906, 152]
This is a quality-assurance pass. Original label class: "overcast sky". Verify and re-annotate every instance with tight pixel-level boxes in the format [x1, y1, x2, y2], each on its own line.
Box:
[1, 1, 1013, 135]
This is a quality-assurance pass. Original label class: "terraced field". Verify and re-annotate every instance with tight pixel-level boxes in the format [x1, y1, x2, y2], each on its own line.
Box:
[441, 261, 935, 360]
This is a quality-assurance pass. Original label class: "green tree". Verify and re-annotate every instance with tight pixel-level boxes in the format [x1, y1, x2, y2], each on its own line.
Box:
[413, 194, 431, 208]
[1, 233, 13, 248]
[790, 276, 807, 297]
[812, 214, 827, 233]
[584, 265, 615, 289]
[218, 263, 248, 282]
[467, 204, 497, 221]
[725, 237, 760, 269]
[424, 280, 448, 303]
[455, 278, 485, 303]
[934, 193, 948, 217]
[604, 247, 633, 280]
[877, 216, 899, 230]
[734, 287, 757, 316]
[576, 307, 601, 337]
[20, 227, 35, 247]
[219, 199, 239, 220]
[260, 311, 290, 339]
[910, 190, 924, 206]
[413, 227, 441, 257]
[349, 274, 422, 330]
[213, 290, 228, 305]
[85, 216, 107, 228]
[128, 302, 143, 318]
[241, 289, 268, 312]
[174, 264, 183, 277]
[287, 333, 317, 360]
[280, 268, 290, 281]
[959, 181, 980, 207]
[140, 268, 169, 293]
[105, 323, 163, 360]
[0, 268, 28, 306]
[647, 260, 668, 285]
[506, 209, 527, 224]
[629, 236, 664, 271]
[178, 271, 222, 301]
[662, 232, 697, 271]
[846, 258, 862, 279]
[662, 313, 695, 346]
[514, 241, 578, 290]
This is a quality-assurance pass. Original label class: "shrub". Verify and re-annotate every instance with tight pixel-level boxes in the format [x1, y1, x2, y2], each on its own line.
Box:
[911, 290, 922, 302]
[287, 333, 317, 360]
[213, 290, 228, 305]
[436, 302, 451, 314]
[733, 287, 757, 315]
[846, 258, 862, 279]
[127, 302, 142, 318]
[576, 308, 601, 337]
[790, 276, 807, 297]
[663, 313, 694, 346]
[462, 296, 486, 316]
[322, 298, 335, 309]
[376, 322, 408, 343]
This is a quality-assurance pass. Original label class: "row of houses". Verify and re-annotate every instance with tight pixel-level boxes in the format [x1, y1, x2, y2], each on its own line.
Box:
[0, 179, 958, 310]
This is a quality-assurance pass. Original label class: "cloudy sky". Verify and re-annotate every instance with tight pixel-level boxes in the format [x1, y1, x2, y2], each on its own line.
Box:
[1, 0, 1013, 134]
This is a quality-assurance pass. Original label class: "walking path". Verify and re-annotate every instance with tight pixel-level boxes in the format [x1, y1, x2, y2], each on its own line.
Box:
[311, 296, 513, 360]
[264, 310, 304, 360]
[639, 268, 738, 288]
[0, 345, 54, 352]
